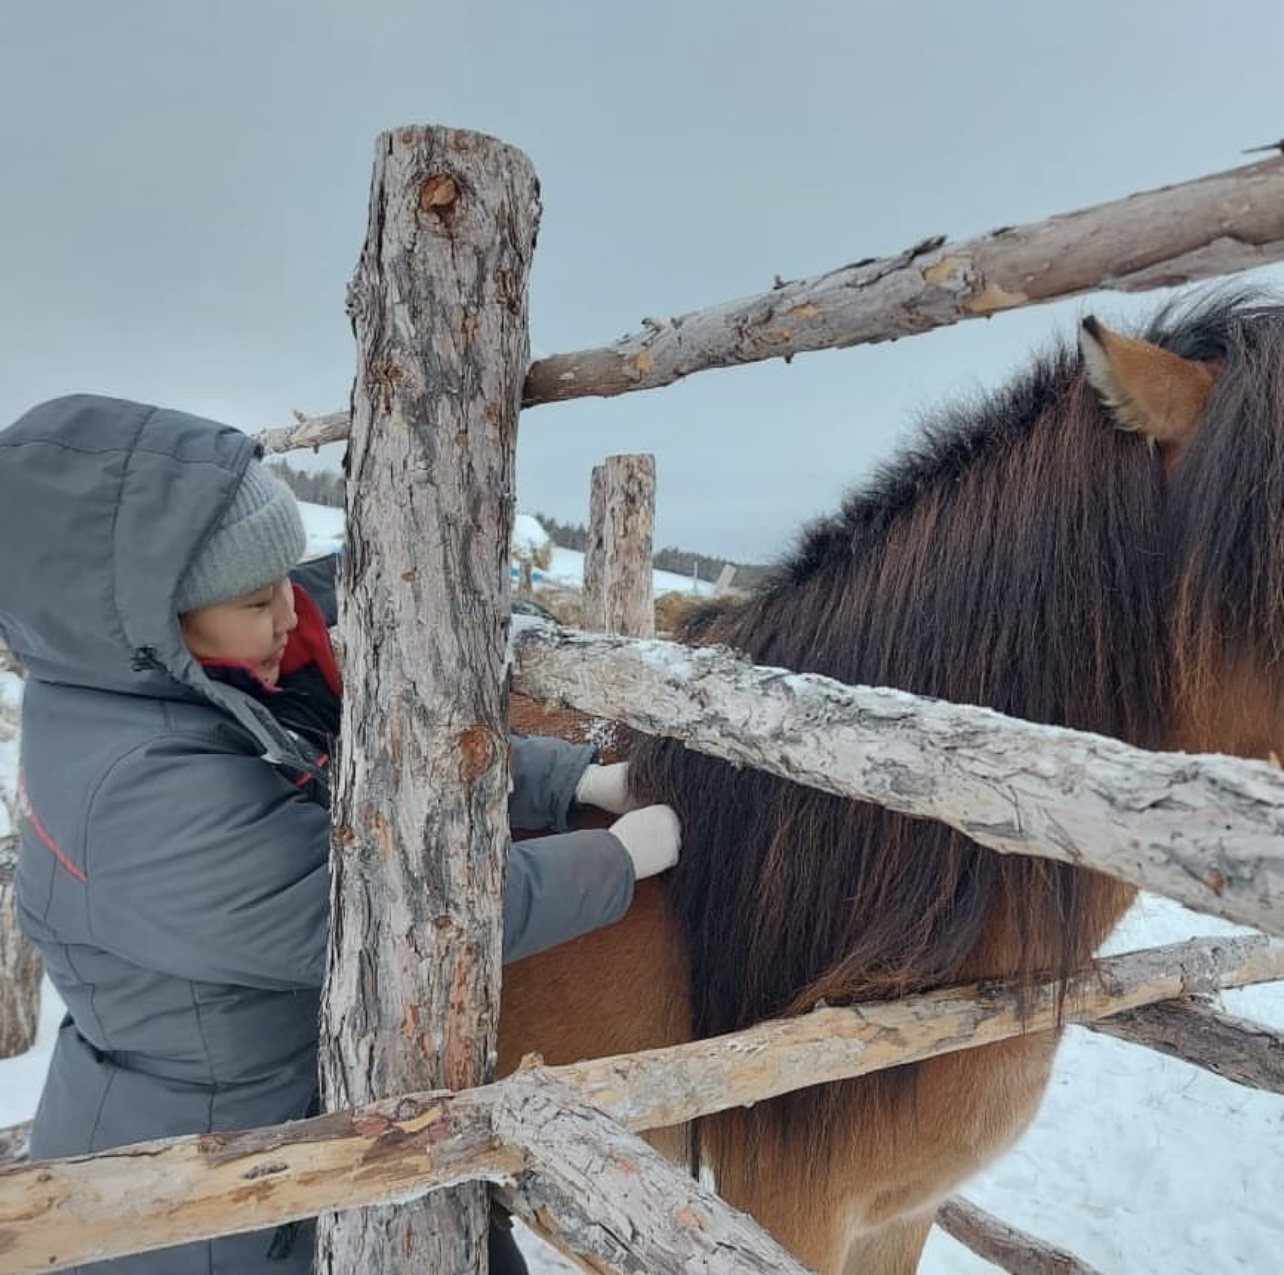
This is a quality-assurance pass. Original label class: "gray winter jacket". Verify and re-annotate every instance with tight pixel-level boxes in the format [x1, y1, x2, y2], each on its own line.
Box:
[1, 395, 635, 1273]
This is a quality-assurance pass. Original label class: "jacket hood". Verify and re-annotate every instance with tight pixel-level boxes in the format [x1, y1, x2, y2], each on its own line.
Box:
[0, 394, 304, 758]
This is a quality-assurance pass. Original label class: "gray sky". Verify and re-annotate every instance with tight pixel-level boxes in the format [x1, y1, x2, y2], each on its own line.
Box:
[4, 0, 1284, 562]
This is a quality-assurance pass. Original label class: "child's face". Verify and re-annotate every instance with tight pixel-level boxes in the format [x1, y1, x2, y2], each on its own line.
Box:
[179, 577, 298, 685]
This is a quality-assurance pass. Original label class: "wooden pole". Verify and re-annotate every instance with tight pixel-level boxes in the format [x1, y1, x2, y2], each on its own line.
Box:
[936, 1197, 1106, 1275]
[1089, 997, 1284, 1094]
[318, 124, 539, 1273]
[0, 848, 39, 1060]
[522, 155, 1284, 405]
[582, 453, 656, 637]
[0, 1120, 28, 1167]
[0, 653, 39, 1061]
[491, 1074, 812, 1274]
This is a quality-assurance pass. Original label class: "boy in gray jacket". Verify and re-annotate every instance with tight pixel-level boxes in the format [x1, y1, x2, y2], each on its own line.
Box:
[1, 394, 680, 1273]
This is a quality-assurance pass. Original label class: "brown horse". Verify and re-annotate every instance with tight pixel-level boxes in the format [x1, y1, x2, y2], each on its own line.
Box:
[501, 293, 1284, 1273]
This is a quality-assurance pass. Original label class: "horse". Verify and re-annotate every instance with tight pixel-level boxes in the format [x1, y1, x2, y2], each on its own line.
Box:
[500, 292, 1284, 1273]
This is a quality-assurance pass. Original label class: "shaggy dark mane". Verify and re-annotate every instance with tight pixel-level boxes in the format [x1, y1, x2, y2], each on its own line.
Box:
[1158, 298, 1284, 695]
[633, 291, 1284, 1055]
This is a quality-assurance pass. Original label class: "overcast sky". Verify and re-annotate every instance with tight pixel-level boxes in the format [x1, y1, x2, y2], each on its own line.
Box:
[4, 1, 1284, 562]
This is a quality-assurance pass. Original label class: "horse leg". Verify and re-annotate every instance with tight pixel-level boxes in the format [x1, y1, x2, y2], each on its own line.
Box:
[702, 1112, 854, 1274]
[705, 1117, 930, 1275]
[705, 1030, 1057, 1275]
[841, 1212, 936, 1275]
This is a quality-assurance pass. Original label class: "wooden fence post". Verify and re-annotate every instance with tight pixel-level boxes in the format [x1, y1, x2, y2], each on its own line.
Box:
[0, 649, 39, 1060]
[317, 126, 539, 1273]
[582, 453, 656, 637]
[0, 847, 39, 1061]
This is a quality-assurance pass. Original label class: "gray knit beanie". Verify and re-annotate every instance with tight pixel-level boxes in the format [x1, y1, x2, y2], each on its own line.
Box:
[176, 459, 307, 613]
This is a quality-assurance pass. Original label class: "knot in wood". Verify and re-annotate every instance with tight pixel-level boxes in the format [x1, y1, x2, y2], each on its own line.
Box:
[419, 173, 459, 218]
[456, 727, 498, 783]
[242, 1160, 289, 1181]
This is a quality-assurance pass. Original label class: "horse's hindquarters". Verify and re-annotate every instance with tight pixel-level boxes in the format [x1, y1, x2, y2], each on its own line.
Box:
[705, 1031, 1061, 1274]
[498, 878, 692, 1161]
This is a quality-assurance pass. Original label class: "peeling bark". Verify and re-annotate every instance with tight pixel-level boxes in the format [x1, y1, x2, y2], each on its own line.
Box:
[523, 155, 1284, 405]
[492, 1074, 813, 1274]
[317, 124, 539, 1273]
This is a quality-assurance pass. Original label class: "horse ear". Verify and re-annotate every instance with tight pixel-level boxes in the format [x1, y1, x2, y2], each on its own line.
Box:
[1080, 315, 1217, 448]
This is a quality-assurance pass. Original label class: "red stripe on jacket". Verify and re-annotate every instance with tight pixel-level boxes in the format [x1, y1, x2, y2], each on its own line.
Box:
[18, 768, 88, 883]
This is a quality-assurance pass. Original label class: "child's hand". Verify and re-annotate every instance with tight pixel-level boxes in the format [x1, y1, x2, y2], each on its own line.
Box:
[609, 805, 681, 878]
[574, 761, 632, 814]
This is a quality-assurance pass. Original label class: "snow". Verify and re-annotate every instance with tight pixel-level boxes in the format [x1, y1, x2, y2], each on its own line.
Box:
[299, 501, 344, 560]
[296, 503, 715, 599]
[512, 513, 552, 558]
[539, 544, 715, 597]
[2, 506, 1280, 1273]
[920, 896, 1284, 1274]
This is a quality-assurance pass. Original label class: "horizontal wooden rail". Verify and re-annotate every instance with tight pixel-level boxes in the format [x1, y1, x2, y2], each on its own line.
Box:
[1, 935, 1280, 1273]
[937, 1197, 1105, 1275]
[511, 623, 1284, 936]
[1089, 997, 1284, 1094]
[257, 155, 1284, 452]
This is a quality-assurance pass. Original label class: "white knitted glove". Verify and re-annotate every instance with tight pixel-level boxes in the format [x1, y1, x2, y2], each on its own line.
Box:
[609, 805, 681, 879]
[574, 761, 633, 814]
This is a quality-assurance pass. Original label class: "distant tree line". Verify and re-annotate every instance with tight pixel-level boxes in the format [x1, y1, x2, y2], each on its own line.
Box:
[265, 460, 344, 507]
[261, 471, 770, 586]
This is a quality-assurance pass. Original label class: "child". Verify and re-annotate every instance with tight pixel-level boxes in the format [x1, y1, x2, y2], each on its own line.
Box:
[1, 394, 680, 1274]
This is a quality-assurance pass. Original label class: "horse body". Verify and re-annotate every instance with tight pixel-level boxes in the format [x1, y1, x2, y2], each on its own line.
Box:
[501, 296, 1284, 1273]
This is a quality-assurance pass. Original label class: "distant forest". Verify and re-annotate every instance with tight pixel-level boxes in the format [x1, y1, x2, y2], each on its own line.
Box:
[265, 459, 344, 508]
[532, 513, 771, 589]
[265, 462, 770, 588]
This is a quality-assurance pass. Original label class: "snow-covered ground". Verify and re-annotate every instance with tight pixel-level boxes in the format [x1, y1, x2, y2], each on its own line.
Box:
[920, 896, 1284, 1274]
[2, 505, 1280, 1273]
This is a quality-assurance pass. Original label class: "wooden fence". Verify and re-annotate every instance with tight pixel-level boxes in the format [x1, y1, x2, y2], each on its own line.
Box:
[2, 129, 1284, 1273]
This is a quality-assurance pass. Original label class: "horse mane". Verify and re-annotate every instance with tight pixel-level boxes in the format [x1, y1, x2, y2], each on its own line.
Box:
[631, 290, 1284, 1043]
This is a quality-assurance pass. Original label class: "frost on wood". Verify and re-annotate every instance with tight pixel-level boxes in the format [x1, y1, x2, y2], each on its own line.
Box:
[511, 625, 1284, 936]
